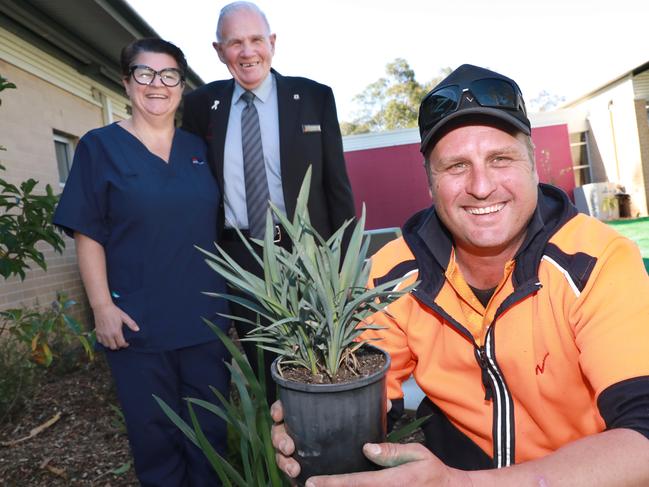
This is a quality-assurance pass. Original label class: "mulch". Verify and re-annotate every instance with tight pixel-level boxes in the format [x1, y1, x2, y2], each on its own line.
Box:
[0, 351, 423, 487]
[0, 356, 138, 487]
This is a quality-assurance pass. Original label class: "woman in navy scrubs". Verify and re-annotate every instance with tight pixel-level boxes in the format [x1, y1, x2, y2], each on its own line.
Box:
[53, 38, 228, 486]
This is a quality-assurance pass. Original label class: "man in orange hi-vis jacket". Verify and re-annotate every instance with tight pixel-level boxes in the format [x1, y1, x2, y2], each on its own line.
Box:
[271, 64, 649, 486]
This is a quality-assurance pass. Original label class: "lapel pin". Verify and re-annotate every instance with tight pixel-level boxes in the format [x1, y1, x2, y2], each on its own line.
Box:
[211, 100, 220, 110]
[192, 157, 206, 165]
[293, 94, 300, 100]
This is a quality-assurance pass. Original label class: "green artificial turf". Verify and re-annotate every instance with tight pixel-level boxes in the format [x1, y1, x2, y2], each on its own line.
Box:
[606, 217, 649, 273]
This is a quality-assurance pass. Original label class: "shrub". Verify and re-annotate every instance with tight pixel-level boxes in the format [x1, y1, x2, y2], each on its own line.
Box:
[0, 76, 64, 280]
[155, 323, 287, 487]
[0, 332, 39, 422]
[0, 294, 95, 420]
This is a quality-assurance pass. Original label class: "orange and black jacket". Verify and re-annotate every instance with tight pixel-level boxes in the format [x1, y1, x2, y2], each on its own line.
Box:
[367, 184, 649, 470]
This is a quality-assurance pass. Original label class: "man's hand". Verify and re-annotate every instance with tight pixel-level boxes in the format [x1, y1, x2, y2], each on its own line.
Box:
[270, 400, 301, 479]
[93, 303, 139, 350]
[302, 442, 471, 487]
[270, 400, 470, 486]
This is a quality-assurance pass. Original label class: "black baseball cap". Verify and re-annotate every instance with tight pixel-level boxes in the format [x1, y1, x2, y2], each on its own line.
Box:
[418, 64, 531, 155]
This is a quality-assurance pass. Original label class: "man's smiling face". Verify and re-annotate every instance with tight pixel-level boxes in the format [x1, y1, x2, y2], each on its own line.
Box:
[214, 8, 275, 91]
[427, 123, 539, 259]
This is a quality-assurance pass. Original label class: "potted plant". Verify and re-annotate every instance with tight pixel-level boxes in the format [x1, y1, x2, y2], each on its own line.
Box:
[201, 167, 412, 484]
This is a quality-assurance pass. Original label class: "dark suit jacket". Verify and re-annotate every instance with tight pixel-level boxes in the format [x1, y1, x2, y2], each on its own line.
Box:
[181, 69, 356, 241]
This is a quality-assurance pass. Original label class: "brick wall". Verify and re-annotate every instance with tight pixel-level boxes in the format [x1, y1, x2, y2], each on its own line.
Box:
[0, 61, 103, 324]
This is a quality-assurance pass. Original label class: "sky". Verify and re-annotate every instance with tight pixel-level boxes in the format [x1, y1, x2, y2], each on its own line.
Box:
[126, 0, 649, 122]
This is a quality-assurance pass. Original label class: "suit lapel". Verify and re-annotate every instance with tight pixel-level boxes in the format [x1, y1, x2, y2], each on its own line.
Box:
[275, 70, 300, 212]
[208, 80, 234, 191]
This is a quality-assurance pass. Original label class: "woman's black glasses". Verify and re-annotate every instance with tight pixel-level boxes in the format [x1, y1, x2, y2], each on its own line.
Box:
[129, 65, 184, 87]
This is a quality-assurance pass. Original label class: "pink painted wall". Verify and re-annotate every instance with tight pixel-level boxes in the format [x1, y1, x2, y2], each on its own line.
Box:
[530, 124, 575, 199]
[344, 144, 432, 230]
[344, 124, 575, 230]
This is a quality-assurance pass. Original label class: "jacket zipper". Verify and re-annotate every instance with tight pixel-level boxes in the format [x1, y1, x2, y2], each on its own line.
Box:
[475, 328, 514, 468]
[415, 281, 542, 469]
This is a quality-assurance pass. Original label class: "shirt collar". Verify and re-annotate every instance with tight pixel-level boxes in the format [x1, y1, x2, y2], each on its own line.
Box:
[234, 72, 275, 105]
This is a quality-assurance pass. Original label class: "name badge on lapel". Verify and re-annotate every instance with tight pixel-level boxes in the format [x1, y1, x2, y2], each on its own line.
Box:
[302, 124, 321, 133]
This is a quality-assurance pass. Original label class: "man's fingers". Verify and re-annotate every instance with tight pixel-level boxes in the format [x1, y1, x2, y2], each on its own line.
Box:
[275, 452, 300, 479]
[270, 400, 284, 422]
[271, 423, 294, 454]
[362, 442, 430, 468]
[305, 445, 433, 487]
[271, 400, 295, 455]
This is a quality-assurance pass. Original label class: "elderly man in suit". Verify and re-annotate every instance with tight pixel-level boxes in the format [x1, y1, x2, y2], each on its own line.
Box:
[182, 1, 356, 402]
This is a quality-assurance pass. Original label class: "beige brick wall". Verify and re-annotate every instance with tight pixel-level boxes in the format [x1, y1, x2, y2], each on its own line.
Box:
[0, 61, 104, 325]
[1, 60, 103, 186]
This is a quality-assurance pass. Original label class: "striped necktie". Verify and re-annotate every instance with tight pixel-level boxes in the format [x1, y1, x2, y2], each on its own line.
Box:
[241, 90, 270, 239]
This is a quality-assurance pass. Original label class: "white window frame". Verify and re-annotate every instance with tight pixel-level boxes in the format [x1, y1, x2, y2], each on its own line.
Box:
[570, 131, 593, 186]
[53, 133, 75, 187]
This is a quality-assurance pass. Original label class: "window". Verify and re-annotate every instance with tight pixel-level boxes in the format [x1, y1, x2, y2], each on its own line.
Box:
[53, 133, 74, 185]
[570, 131, 592, 187]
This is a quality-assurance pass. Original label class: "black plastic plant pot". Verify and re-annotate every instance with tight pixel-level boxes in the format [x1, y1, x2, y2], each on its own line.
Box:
[271, 346, 390, 486]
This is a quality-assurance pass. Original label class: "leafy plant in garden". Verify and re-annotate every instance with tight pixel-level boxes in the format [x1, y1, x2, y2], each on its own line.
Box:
[155, 323, 287, 487]
[0, 329, 38, 422]
[0, 292, 95, 367]
[0, 76, 65, 279]
[0, 294, 95, 421]
[201, 167, 411, 378]
[0, 166, 64, 279]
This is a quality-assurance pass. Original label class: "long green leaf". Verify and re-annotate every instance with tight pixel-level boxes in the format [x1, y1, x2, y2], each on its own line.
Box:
[187, 403, 242, 487]
[152, 394, 198, 446]
[387, 414, 432, 443]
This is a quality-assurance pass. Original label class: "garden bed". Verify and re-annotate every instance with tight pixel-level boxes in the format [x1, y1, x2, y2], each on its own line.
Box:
[0, 356, 138, 486]
[0, 351, 423, 486]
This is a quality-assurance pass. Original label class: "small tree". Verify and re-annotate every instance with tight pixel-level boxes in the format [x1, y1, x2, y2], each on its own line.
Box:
[342, 59, 451, 135]
[0, 76, 64, 279]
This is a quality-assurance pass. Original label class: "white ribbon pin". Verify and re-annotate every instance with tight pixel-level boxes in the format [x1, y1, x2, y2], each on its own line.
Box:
[211, 100, 220, 110]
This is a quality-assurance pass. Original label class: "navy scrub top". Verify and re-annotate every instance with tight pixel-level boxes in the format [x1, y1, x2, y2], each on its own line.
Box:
[53, 123, 229, 352]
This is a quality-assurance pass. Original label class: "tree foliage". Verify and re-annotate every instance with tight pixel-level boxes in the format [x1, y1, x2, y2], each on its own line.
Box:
[341, 59, 451, 135]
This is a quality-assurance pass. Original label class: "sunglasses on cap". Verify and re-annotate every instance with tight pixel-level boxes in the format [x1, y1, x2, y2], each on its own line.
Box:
[419, 77, 527, 135]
